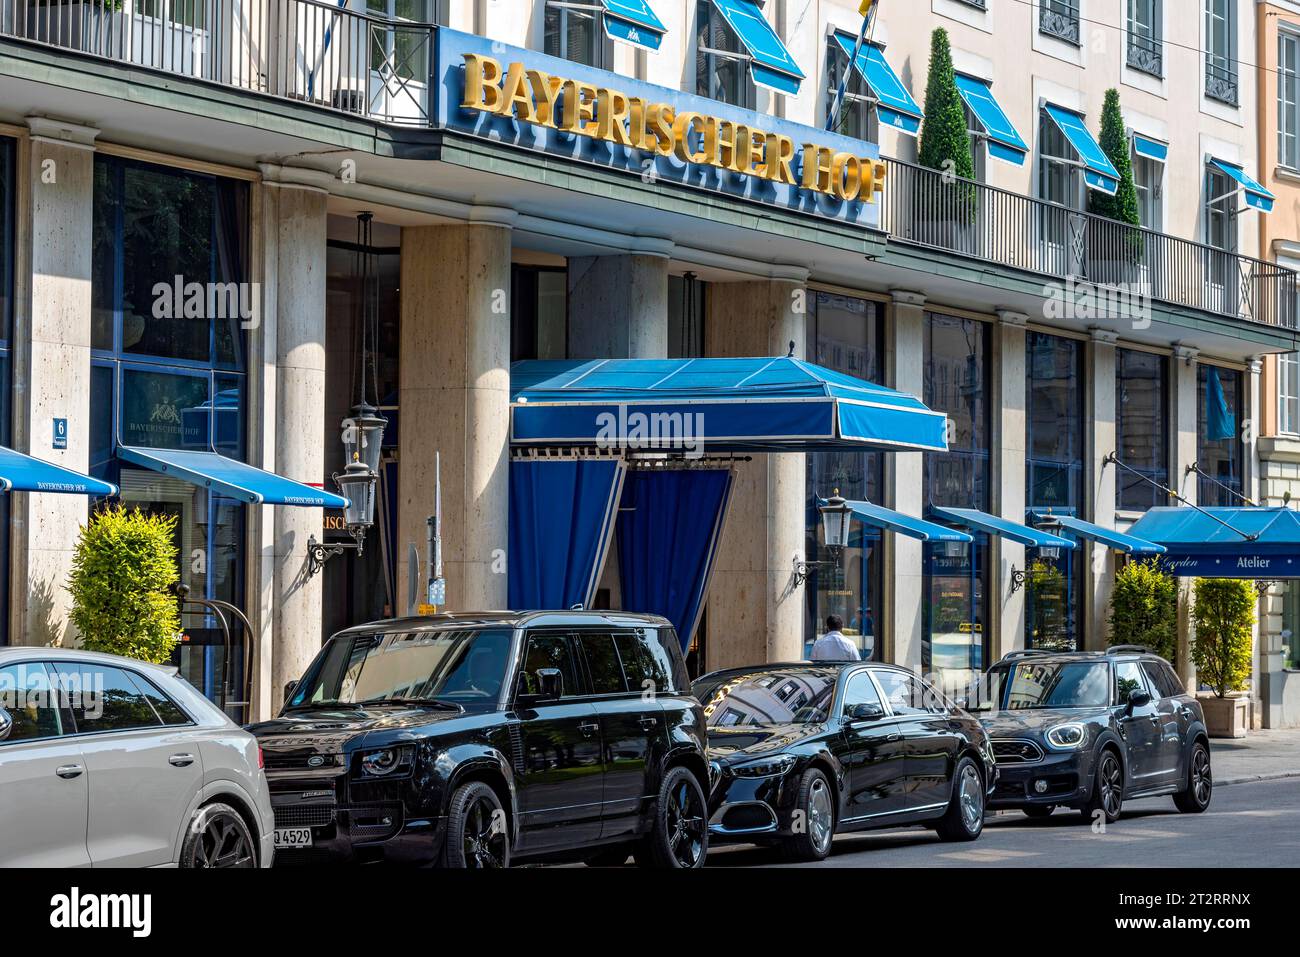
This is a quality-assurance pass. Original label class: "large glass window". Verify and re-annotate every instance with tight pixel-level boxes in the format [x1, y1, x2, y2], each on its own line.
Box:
[0, 137, 14, 648]
[1281, 353, 1300, 435]
[1038, 112, 1084, 276]
[544, 1, 611, 69]
[825, 35, 876, 144]
[923, 313, 991, 680]
[1025, 332, 1085, 652]
[1127, 0, 1163, 77]
[1116, 349, 1170, 511]
[510, 265, 567, 363]
[1282, 581, 1300, 671]
[1205, 0, 1238, 105]
[1282, 32, 1300, 171]
[1133, 150, 1163, 232]
[1197, 365, 1244, 506]
[696, 0, 755, 108]
[805, 294, 883, 661]
[91, 155, 249, 715]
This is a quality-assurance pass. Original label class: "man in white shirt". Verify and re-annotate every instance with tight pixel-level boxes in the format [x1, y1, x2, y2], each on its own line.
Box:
[810, 615, 860, 661]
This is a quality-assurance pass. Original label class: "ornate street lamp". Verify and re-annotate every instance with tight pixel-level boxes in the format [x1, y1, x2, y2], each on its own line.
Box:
[795, 491, 853, 587]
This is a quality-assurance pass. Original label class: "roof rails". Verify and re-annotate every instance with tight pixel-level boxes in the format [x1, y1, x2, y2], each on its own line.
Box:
[999, 649, 1054, 660]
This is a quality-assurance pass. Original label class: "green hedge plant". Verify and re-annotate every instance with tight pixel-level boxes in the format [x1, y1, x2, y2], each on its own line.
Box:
[1191, 578, 1255, 698]
[1107, 558, 1178, 662]
[68, 504, 181, 663]
[917, 27, 976, 226]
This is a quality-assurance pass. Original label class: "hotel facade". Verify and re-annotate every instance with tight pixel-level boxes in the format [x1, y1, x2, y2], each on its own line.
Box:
[1, 0, 1298, 725]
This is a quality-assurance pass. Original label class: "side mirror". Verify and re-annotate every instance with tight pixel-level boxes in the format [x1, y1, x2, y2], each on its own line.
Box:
[0, 707, 11, 741]
[1126, 691, 1153, 713]
[283, 680, 298, 703]
[847, 702, 886, 722]
[536, 668, 564, 702]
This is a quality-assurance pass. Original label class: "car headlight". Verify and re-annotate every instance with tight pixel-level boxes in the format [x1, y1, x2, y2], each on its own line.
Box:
[1045, 723, 1087, 750]
[359, 747, 409, 777]
[731, 754, 797, 778]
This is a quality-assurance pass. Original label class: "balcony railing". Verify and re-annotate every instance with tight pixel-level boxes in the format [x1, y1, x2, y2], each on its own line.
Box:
[3, 0, 436, 124]
[880, 159, 1299, 329]
[1126, 31, 1163, 78]
[1039, 0, 1080, 45]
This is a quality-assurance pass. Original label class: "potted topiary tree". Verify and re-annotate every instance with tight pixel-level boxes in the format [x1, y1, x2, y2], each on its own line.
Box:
[1107, 558, 1178, 663]
[916, 27, 977, 248]
[67, 504, 181, 664]
[1191, 578, 1255, 738]
[1088, 88, 1144, 284]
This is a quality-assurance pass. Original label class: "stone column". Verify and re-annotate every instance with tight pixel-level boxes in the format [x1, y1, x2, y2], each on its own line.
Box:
[704, 275, 807, 668]
[884, 291, 926, 674]
[1246, 356, 1264, 726]
[11, 119, 98, 646]
[1086, 328, 1119, 650]
[1171, 345, 1200, 688]
[398, 218, 513, 615]
[567, 250, 670, 360]
[993, 311, 1028, 660]
[268, 183, 329, 710]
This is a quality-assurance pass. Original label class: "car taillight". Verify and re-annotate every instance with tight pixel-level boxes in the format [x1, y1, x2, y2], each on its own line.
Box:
[258, 747, 264, 769]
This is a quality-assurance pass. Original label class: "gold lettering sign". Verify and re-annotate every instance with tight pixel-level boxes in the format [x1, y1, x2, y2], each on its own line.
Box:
[460, 54, 888, 203]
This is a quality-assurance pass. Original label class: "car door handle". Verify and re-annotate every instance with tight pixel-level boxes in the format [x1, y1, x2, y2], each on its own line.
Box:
[885, 733, 903, 743]
[578, 721, 600, 736]
[55, 764, 84, 779]
[169, 753, 196, 767]
[639, 716, 659, 730]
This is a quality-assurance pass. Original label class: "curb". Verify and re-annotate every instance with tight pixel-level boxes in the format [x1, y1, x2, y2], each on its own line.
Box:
[1217, 770, 1300, 787]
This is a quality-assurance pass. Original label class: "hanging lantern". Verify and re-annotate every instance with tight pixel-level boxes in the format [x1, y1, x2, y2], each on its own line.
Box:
[344, 401, 388, 475]
[819, 491, 853, 553]
[335, 457, 377, 532]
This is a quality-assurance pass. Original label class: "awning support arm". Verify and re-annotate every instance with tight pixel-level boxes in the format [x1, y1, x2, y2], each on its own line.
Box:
[1103, 452, 1257, 542]
[1184, 461, 1257, 507]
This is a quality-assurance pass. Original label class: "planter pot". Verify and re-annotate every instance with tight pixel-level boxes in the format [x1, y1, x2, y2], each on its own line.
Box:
[1199, 693, 1249, 739]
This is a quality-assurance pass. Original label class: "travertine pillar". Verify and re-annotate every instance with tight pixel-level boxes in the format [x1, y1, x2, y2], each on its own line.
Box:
[1086, 328, 1119, 650]
[567, 252, 670, 360]
[11, 119, 98, 646]
[398, 220, 513, 614]
[994, 311, 1028, 660]
[704, 276, 807, 668]
[885, 291, 926, 674]
[1171, 345, 1200, 688]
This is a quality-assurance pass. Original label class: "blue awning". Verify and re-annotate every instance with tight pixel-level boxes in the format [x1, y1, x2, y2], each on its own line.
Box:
[833, 33, 922, 136]
[1208, 158, 1275, 213]
[1043, 104, 1120, 195]
[845, 500, 973, 543]
[510, 357, 949, 454]
[1128, 507, 1300, 578]
[601, 0, 666, 52]
[1031, 511, 1166, 555]
[956, 74, 1027, 165]
[1132, 132, 1168, 163]
[711, 0, 805, 95]
[118, 446, 349, 507]
[930, 506, 1076, 549]
[0, 445, 118, 496]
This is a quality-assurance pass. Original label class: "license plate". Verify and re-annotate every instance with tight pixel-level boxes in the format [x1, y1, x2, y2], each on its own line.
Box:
[274, 827, 312, 848]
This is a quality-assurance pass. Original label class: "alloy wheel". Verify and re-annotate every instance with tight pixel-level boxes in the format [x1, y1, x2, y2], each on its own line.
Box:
[463, 796, 508, 868]
[1192, 747, 1212, 805]
[958, 764, 984, 832]
[193, 810, 255, 868]
[666, 779, 706, 867]
[808, 778, 834, 852]
[1099, 753, 1123, 818]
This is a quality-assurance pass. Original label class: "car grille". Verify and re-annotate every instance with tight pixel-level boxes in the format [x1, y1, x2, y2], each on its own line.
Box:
[264, 750, 343, 772]
[273, 804, 337, 829]
[993, 740, 1045, 764]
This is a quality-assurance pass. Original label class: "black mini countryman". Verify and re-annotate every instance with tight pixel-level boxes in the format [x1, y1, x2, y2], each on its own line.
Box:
[976, 647, 1213, 823]
[249, 612, 711, 868]
[691, 662, 996, 862]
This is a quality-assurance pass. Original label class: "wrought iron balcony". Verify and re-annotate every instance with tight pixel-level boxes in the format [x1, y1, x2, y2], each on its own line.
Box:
[1039, 0, 1080, 45]
[1127, 32, 1163, 78]
[879, 158, 1299, 329]
[1205, 60, 1240, 107]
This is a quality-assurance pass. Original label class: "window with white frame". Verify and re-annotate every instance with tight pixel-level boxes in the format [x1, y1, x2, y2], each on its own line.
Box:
[1038, 113, 1082, 209]
[1205, 0, 1238, 105]
[962, 102, 988, 183]
[1127, 0, 1163, 77]
[545, 1, 612, 69]
[1281, 31, 1300, 170]
[1133, 151, 1163, 231]
[825, 36, 876, 143]
[696, 0, 755, 108]
[1282, 353, 1300, 435]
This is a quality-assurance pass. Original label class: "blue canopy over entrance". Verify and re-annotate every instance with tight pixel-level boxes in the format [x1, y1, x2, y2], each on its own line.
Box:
[0, 445, 118, 496]
[118, 446, 348, 507]
[510, 357, 948, 453]
[1127, 507, 1300, 578]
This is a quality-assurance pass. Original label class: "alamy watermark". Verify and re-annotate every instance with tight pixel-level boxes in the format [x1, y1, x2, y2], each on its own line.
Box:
[1043, 277, 1152, 330]
[0, 665, 105, 720]
[594, 407, 706, 460]
[152, 275, 260, 330]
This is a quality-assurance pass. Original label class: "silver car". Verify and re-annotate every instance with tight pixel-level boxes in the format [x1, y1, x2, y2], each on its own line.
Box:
[0, 647, 274, 867]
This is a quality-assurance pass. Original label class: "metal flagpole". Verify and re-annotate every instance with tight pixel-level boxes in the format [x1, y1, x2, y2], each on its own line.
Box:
[825, 0, 880, 132]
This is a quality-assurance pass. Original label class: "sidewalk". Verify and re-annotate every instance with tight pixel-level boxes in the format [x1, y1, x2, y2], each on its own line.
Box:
[1210, 727, 1300, 786]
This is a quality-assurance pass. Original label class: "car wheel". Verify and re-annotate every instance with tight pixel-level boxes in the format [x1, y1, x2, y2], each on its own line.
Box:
[636, 766, 708, 869]
[779, 768, 835, 862]
[1173, 741, 1213, 814]
[445, 781, 510, 869]
[179, 802, 257, 868]
[584, 845, 632, 867]
[934, 757, 985, 842]
[1023, 805, 1055, 819]
[1082, 749, 1124, 825]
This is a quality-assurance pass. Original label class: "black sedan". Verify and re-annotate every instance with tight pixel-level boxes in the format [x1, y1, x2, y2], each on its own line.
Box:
[691, 662, 996, 862]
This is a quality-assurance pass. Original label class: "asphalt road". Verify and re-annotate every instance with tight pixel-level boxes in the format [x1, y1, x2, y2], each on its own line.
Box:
[704, 778, 1300, 868]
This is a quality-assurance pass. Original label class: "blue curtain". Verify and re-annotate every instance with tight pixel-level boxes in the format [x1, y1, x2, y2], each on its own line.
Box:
[1205, 367, 1235, 442]
[509, 459, 625, 610]
[617, 469, 734, 650]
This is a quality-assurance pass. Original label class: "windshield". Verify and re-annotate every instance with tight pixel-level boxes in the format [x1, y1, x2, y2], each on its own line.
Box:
[998, 660, 1112, 710]
[696, 669, 837, 727]
[287, 628, 514, 713]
